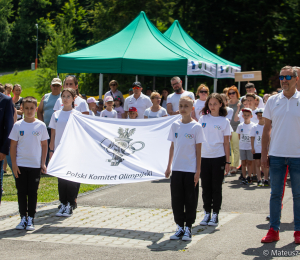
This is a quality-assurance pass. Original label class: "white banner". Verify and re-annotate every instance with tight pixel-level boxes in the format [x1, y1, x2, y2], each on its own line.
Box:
[47, 114, 181, 184]
[187, 59, 216, 77]
[216, 64, 241, 79]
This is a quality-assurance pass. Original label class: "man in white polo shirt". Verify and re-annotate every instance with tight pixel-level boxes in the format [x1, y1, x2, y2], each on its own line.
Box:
[240, 83, 264, 108]
[124, 82, 152, 119]
[167, 76, 195, 115]
[261, 65, 300, 244]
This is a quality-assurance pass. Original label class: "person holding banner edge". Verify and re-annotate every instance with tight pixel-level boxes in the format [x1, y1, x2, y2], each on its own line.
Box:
[165, 96, 205, 241]
[49, 88, 81, 217]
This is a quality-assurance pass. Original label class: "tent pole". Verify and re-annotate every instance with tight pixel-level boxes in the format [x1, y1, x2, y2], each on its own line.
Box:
[213, 78, 218, 93]
[185, 75, 188, 91]
[136, 75, 138, 81]
[238, 81, 241, 93]
[153, 76, 155, 90]
[99, 73, 103, 99]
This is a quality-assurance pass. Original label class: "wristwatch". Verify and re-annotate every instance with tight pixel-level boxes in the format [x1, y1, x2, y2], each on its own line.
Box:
[49, 150, 54, 153]
[225, 162, 231, 164]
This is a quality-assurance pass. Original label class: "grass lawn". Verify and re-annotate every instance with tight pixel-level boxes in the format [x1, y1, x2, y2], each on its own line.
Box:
[0, 70, 42, 100]
[2, 170, 104, 203]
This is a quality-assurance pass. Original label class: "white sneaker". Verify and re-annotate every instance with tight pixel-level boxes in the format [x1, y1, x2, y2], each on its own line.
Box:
[16, 216, 27, 230]
[200, 211, 211, 226]
[170, 224, 185, 240]
[62, 202, 73, 217]
[208, 213, 219, 226]
[227, 172, 232, 177]
[26, 216, 35, 231]
[182, 227, 192, 241]
[56, 203, 66, 217]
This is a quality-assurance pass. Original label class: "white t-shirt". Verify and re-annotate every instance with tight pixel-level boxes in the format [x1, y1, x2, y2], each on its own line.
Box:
[167, 91, 195, 113]
[263, 91, 300, 157]
[193, 99, 206, 120]
[199, 115, 231, 158]
[115, 106, 125, 118]
[49, 109, 81, 149]
[53, 96, 89, 113]
[9, 119, 49, 168]
[104, 90, 124, 105]
[161, 99, 167, 109]
[144, 107, 167, 118]
[89, 110, 95, 116]
[240, 95, 264, 108]
[168, 120, 205, 173]
[100, 109, 118, 118]
[124, 93, 152, 119]
[226, 107, 234, 121]
[250, 124, 264, 154]
[236, 122, 256, 150]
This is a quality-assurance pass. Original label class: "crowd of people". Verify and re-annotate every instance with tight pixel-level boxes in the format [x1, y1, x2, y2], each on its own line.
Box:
[0, 65, 299, 243]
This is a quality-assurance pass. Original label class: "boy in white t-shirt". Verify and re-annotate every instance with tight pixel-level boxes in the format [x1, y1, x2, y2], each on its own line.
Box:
[236, 108, 256, 184]
[250, 108, 269, 187]
[9, 96, 49, 231]
[165, 96, 205, 241]
[100, 96, 118, 118]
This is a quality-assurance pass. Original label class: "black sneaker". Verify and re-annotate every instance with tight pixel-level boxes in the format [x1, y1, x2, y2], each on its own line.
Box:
[200, 211, 211, 226]
[241, 177, 248, 185]
[208, 213, 218, 226]
[170, 225, 185, 240]
[16, 216, 27, 230]
[247, 176, 252, 184]
[252, 175, 258, 182]
[257, 180, 263, 187]
[182, 227, 192, 241]
[264, 180, 269, 187]
[62, 202, 73, 217]
[238, 174, 243, 180]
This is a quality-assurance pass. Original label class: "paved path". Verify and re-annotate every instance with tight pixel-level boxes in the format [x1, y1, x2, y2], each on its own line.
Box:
[0, 173, 299, 259]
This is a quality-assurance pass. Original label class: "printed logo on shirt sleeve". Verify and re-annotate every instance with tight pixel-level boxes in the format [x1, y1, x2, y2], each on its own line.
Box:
[202, 123, 206, 128]
[241, 129, 243, 132]
[55, 117, 58, 122]
[20, 131, 24, 136]
[175, 133, 178, 138]
[256, 131, 259, 135]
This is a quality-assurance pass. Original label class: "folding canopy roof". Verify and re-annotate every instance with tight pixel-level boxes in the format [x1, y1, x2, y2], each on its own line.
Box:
[57, 11, 218, 78]
[164, 20, 241, 79]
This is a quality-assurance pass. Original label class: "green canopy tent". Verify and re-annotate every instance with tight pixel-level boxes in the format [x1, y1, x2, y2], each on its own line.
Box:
[57, 11, 219, 97]
[164, 20, 241, 92]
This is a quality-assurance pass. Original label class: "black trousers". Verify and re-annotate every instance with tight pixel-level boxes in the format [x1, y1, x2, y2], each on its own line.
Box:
[170, 171, 199, 227]
[200, 156, 226, 214]
[15, 167, 41, 218]
[58, 178, 78, 206]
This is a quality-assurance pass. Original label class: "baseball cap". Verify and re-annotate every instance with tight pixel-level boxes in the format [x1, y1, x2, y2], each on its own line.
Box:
[105, 96, 114, 103]
[51, 78, 62, 86]
[132, 82, 142, 88]
[129, 88, 133, 92]
[242, 108, 252, 115]
[114, 96, 122, 101]
[87, 97, 96, 104]
[255, 108, 264, 114]
[129, 107, 137, 112]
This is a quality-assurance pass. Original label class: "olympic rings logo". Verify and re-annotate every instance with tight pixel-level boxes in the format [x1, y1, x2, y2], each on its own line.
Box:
[32, 131, 41, 136]
[184, 133, 194, 139]
[214, 125, 221, 130]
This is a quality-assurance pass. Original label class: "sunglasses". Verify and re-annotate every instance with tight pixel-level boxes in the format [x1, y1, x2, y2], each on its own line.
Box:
[279, 75, 295, 80]
[228, 92, 236, 95]
[132, 86, 140, 89]
[199, 91, 208, 94]
[110, 84, 116, 86]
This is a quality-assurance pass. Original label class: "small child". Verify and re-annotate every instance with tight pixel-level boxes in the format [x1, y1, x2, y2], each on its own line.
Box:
[128, 107, 138, 119]
[165, 96, 205, 241]
[114, 96, 125, 118]
[236, 108, 256, 184]
[87, 97, 97, 116]
[9, 96, 49, 230]
[234, 97, 248, 123]
[245, 93, 259, 124]
[100, 96, 118, 118]
[4, 83, 13, 97]
[250, 108, 269, 186]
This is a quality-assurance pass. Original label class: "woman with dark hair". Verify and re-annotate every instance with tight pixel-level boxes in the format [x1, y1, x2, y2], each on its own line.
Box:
[104, 80, 124, 106]
[12, 84, 23, 121]
[199, 93, 231, 226]
[160, 88, 169, 109]
[227, 86, 241, 174]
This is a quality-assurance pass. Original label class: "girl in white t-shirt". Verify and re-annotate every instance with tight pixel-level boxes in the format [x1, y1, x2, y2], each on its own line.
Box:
[100, 96, 118, 118]
[114, 96, 125, 118]
[49, 88, 81, 218]
[144, 92, 167, 118]
[198, 93, 231, 227]
[165, 96, 205, 241]
[191, 84, 209, 121]
[87, 97, 97, 116]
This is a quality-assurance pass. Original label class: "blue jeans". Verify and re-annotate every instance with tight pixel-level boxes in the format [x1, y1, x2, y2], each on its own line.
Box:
[0, 160, 3, 203]
[269, 156, 300, 231]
